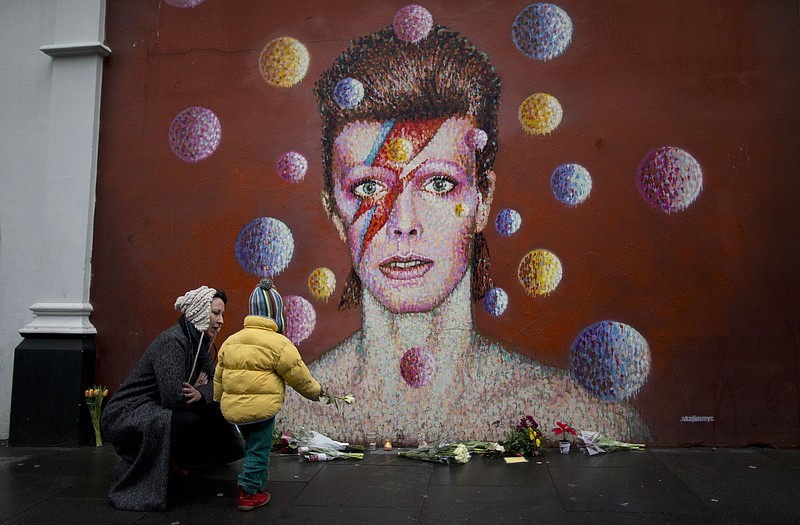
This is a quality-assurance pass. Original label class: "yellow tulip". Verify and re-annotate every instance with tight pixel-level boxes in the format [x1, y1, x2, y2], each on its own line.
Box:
[103, 389, 109, 397]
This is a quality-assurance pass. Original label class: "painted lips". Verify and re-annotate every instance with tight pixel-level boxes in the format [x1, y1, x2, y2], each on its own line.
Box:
[379, 255, 432, 280]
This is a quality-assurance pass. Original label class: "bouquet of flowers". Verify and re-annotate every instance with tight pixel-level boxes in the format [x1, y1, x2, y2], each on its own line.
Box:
[298, 445, 364, 462]
[578, 430, 646, 455]
[397, 443, 470, 464]
[460, 440, 505, 458]
[398, 442, 471, 464]
[275, 429, 297, 453]
[500, 415, 544, 457]
[84, 385, 108, 447]
[283, 427, 364, 461]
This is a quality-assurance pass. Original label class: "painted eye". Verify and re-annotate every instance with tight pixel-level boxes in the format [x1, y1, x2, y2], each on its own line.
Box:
[352, 179, 387, 199]
[423, 175, 457, 195]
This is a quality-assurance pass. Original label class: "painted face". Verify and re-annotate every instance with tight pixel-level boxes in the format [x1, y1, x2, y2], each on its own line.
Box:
[205, 297, 225, 340]
[331, 116, 492, 313]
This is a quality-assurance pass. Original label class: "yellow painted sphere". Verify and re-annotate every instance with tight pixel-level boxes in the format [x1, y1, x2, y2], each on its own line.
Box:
[518, 249, 563, 296]
[518, 93, 563, 135]
[308, 267, 336, 301]
[259, 37, 310, 88]
[385, 137, 414, 163]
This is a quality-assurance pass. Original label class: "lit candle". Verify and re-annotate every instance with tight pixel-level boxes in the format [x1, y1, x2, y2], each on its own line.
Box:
[383, 439, 393, 451]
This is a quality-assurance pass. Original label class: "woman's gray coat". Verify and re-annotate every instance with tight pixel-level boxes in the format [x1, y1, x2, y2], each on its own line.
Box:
[102, 317, 241, 511]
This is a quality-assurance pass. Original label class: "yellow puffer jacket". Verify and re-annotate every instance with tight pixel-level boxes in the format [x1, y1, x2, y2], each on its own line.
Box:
[213, 315, 321, 424]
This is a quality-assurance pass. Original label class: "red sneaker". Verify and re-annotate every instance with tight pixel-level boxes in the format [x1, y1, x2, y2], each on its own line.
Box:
[238, 487, 270, 511]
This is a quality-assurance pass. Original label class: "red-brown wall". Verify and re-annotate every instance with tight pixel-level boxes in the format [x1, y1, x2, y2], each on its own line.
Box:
[93, 0, 800, 446]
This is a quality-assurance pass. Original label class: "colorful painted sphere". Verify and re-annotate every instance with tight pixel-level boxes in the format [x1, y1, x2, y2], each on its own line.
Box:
[308, 267, 336, 301]
[234, 217, 294, 278]
[163, 0, 206, 7]
[386, 137, 414, 163]
[277, 151, 307, 183]
[259, 37, 310, 88]
[551, 163, 592, 207]
[393, 4, 434, 43]
[465, 128, 488, 151]
[333, 77, 365, 109]
[168, 106, 221, 163]
[495, 209, 522, 237]
[637, 146, 703, 213]
[569, 321, 651, 402]
[518, 249, 562, 296]
[518, 93, 563, 135]
[399, 347, 437, 388]
[283, 295, 316, 345]
[483, 287, 509, 316]
[512, 3, 573, 61]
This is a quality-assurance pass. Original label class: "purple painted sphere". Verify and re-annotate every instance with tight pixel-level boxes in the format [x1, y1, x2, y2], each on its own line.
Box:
[393, 4, 434, 43]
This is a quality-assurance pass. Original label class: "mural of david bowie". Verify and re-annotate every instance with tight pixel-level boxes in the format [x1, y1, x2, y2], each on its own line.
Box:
[281, 21, 649, 444]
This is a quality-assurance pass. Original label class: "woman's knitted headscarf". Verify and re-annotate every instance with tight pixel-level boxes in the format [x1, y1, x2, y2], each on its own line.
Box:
[174, 285, 217, 332]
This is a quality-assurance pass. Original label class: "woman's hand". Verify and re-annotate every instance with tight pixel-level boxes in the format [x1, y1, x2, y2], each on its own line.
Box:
[182, 382, 202, 404]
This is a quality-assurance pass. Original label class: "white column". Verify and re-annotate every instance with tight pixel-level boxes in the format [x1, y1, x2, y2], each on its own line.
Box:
[20, 0, 110, 336]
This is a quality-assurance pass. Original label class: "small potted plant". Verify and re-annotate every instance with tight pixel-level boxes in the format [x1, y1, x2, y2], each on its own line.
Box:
[553, 421, 577, 454]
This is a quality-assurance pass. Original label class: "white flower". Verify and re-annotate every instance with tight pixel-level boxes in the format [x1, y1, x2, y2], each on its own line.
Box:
[453, 443, 470, 464]
[344, 394, 356, 404]
[488, 442, 505, 453]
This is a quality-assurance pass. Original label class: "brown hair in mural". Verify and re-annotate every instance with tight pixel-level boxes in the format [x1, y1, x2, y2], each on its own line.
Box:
[278, 6, 650, 444]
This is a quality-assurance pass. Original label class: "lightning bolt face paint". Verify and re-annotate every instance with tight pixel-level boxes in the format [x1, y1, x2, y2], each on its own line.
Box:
[332, 115, 484, 313]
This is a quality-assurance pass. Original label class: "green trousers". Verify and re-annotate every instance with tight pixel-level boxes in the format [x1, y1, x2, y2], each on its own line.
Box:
[237, 416, 276, 494]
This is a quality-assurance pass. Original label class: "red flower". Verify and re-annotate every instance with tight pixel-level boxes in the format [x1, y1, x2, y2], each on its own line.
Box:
[515, 415, 539, 432]
[553, 421, 577, 440]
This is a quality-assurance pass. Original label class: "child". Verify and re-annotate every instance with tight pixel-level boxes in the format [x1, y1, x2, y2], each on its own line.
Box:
[214, 278, 322, 511]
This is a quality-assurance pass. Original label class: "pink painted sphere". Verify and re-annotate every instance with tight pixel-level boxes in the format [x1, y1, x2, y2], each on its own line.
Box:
[283, 295, 316, 344]
[465, 128, 488, 151]
[164, 0, 206, 7]
[399, 347, 437, 388]
[393, 5, 433, 43]
[168, 106, 221, 163]
[637, 146, 703, 213]
[277, 151, 308, 183]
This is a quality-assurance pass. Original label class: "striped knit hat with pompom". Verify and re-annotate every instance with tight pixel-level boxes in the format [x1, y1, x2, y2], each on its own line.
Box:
[249, 278, 285, 334]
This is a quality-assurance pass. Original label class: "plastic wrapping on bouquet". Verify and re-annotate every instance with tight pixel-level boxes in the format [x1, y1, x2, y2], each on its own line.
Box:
[302, 452, 335, 462]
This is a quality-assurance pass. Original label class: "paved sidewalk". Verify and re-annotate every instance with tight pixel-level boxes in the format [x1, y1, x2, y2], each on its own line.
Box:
[1, 443, 799, 524]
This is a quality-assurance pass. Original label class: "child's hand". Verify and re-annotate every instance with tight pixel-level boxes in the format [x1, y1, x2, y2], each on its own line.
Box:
[194, 371, 208, 387]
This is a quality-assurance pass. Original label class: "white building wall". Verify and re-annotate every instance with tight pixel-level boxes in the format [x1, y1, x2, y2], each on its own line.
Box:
[0, 0, 106, 440]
